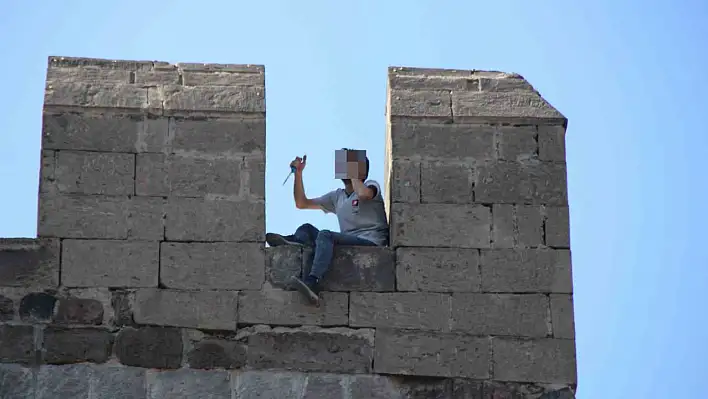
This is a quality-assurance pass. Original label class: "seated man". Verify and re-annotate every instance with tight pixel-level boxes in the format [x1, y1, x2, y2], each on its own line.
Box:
[265, 149, 389, 305]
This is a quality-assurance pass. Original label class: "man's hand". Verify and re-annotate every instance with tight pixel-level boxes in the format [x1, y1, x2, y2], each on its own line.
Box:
[351, 179, 376, 200]
[290, 155, 307, 172]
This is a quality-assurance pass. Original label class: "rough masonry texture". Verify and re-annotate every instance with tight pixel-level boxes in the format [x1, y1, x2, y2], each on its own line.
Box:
[0, 58, 576, 398]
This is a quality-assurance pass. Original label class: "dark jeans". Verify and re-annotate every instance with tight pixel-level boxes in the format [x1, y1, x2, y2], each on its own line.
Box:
[284, 223, 377, 280]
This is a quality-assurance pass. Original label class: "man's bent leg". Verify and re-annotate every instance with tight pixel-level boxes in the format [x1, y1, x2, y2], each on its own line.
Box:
[266, 223, 319, 247]
[309, 230, 376, 280]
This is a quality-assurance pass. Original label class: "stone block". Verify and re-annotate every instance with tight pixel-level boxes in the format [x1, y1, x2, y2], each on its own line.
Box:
[40, 150, 56, 193]
[348, 374, 403, 399]
[391, 203, 491, 248]
[36, 364, 90, 399]
[43, 327, 114, 364]
[133, 289, 238, 330]
[389, 74, 474, 90]
[0, 325, 36, 365]
[38, 195, 165, 239]
[160, 242, 264, 290]
[54, 151, 134, 195]
[265, 246, 302, 289]
[19, 292, 57, 322]
[479, 381, 576, 399]
[62, 240, 159, 288]
[234, 371, 307, 399]
[0, 238, 59, 288]
[545, 206, 571, 248]
[54, 297, 104, 325]
[481, 249, 573, 293]
[0, 294, 13, 321]
[246, 326, 374, 373]
[135, 153, 169, 196]
[147, 369, 231, 399]
[451, 294, 549, 337]
[350, 292, 451, 331]
[551, 294, 575, 339]
[134, 70, 180, 85]
[517, 205, 543, 247]
[302, 374, 346, 399]
[47, 66, 132, 83]
[160, 85, 265, 114]
[374, 329, 490, 378]
[492, 204, 514, 248]
[183, 71, 264, 86]
[451, 379, 484, 398]
[396, 377, 455, 398]
[421, 160, 474, 203]
[388, 89, 452, 120]
[115, 327, 182, 369]
[475, 161, 568, 205]
[187, 339, 247, 369]
[0, 364, 35, 399]
[44, 82, 148, 110]
[479, 76, 534, 92]
[165, 197, 264, 241]
[110, 290, 135, 327]
[387, 158, 420, 203]
[91, 365, 147, 399]
[452, 91, 565, 124]
[244, 155, 266, 200]
[170, 118, 265, 155]
[389, 123, 495, 160]
[497, 126, 537, 162]
[239, 289, 348, 326]
[492, 338, 577, 383]
[303, 246, 396, 291]
[539, 125, 567, 161]
[396, 248, 481, 292]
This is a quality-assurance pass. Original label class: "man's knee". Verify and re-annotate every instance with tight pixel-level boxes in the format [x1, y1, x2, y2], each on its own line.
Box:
[316, 229, 334, 242]
[297, 223, 316, 231]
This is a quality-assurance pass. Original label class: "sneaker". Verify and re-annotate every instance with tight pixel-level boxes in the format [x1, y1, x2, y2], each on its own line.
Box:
[266, 233, 302, 247]
[290, 275, 320, 306]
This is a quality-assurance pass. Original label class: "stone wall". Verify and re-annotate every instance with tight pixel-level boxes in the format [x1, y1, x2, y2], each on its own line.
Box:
[0, 57, 576, 398]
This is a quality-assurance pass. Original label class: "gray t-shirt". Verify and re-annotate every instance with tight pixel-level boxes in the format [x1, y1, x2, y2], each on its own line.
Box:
[311, 180, 389, 246]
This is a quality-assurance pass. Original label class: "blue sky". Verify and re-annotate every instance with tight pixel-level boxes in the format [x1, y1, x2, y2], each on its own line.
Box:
[2, 0, 707, 397]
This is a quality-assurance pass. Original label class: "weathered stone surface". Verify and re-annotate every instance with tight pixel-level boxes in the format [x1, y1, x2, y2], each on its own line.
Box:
[396, 248, 481, 292]
[388, 90, 452, 120]
[398, 377, 455, 398]
[138, 154, 243, 197]
[159, 85, 264, 114]
[147, 369, 231, 399]
[0, 325, 36, 365]
[19, 292, 57, 321]
[46, 67, 132, 83]
[40, 150, 55, 193]
[452, 91, 565, 124]
[479, 76, 534, 92]
[387, 158, 420, 203]
[389, 123, 495, 160]
[54, 151, 134, 195]
[302, 374, 346, 399]
[244, 155, 266, 200]
[517, 205, 543, 247]
[165, 197, 264, 241]
[0, 364, 35, 399]
[391, 204, 491, 248]
[239, 289, 348, 326]
[48, 56, 154, 70]
[38, 195, 165, 239]
[479, 381, 576, 399]
[349, 374, 403, 399]
[375, 330, 490, 378]
[451, 379, 484, 398]
[451, 294, 549, 337]
[92, 365, 147, 399]
[350, 292, 451, 331]
[247, 326, 374, 373]
[45, 82, 148, 109]
[481, 249, 573, 293]
[492, 338, 577, 383]
[43, 327, 113, 364]
[177, 63, 264, 73]
[62, 240, 159, 288]
[389, 74, 475, 90]
[234, 371, 307, 399]
[0, 295, 13, 321]
[36, 364, 90, 399]
[115, 327, 182, 369]
[303, 246, 396, 291]
[135, 70, 180, 85]
[265, 246, 302, 289]
[170, 118, 265, 155]
[545, 206, 571, 248]
[160, 242, 264, 290]
[551, 294, 575, 339]
[497, 126, 537, 162]
[0, 238, 59, 288]
[183, 71, 264, 86]
[42, 112, 168, 152]
[492, 204, 514, 248]
[421, 161, 474, 204]
[539, 125, 567, 161]
[110, 290, 135, 327]
[135, 153, 169, 196]
[54, 297, 104, 325]
[475, 161, 568, 205]
[134, 289, 238, 330]
[187, 339, 247, 369]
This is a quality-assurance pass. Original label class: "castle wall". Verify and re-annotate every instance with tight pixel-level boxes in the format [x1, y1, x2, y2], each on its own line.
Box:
[0, 57, 576, 399]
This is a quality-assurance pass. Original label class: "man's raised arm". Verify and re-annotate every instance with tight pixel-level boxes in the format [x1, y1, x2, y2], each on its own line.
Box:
[290, 155, 322, 210]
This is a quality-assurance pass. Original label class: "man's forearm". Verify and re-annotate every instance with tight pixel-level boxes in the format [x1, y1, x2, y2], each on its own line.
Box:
[293, 171, 308, 208]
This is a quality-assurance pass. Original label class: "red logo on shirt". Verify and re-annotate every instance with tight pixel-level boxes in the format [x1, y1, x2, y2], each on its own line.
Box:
[352, 199, 359, 207]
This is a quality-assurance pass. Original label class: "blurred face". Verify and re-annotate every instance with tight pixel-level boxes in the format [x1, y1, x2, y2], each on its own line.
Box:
[335, 149, 367, 180]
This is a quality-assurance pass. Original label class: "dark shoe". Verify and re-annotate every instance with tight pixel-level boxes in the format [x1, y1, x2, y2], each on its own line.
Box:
[290, 275, 320, 306]
[266, 233, 302, 247]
